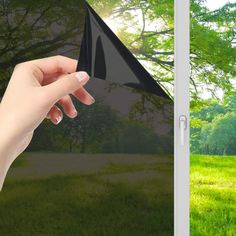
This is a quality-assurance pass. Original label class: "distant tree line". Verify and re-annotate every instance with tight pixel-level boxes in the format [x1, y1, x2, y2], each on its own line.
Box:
[28, 98, 173, 154]
[191, 93, 236, 155]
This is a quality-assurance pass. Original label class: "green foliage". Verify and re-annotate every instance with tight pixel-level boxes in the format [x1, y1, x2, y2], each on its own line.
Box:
[61, 99, 122, 153]
[224, 92, 236, 112]
[91, 0, 235, 99]
[208, 113, 236, 155]
[88, 0, 121, 17]
[191, 93, 236, 155]
[0, 0, 235, 98]
[28, 121, 58, 152]
[190, 1, 236, 98]
[29, 103, 172, 155]
[0, 0, 85, 94]
[0, 0, 235, 154]
[102, 121, 169, 154]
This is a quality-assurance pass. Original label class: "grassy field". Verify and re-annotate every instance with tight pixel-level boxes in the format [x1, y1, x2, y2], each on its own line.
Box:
[190, 155, 236, 236]
[0, 153, 174, 236]
[0, 154, 235, 235]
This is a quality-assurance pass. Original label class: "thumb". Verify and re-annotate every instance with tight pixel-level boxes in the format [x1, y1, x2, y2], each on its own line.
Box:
[44, 71, 90, 102]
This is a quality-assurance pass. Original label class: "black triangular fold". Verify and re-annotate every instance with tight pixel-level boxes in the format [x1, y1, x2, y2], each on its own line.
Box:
[77, 2, 170, 100]
[94, 36, 106, 79]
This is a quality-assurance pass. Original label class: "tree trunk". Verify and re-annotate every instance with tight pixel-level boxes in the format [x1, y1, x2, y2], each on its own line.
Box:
[223, 146, 228, 155]
[80, 130, 86, 153]
[80, 141, 85, 153]
[69, 141, 73, 153]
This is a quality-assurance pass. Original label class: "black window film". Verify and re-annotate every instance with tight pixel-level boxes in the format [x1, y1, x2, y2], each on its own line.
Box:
[0, 1, 174, 235]
[78, 3, 171, 100]
[94, 36, 107, 79]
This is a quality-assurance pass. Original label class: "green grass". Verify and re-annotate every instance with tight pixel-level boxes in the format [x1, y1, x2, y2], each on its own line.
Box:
[190, 155, 236, 236]
[0, 154, 235, 235]
[0, 154, 173, 236]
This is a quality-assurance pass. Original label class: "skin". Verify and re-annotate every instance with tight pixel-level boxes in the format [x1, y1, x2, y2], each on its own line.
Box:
[0, 55, 95, 190]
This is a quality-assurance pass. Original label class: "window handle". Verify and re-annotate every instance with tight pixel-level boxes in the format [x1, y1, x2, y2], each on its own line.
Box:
[179, 115, 187, 146]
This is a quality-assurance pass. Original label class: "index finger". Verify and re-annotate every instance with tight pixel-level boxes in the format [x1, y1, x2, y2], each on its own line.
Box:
[29, 55, 78, 75]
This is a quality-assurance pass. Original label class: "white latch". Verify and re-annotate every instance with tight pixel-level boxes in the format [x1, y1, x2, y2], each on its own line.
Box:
[179, 115, 187, 146]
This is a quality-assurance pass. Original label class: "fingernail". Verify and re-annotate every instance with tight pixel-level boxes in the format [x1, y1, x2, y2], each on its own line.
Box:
[90, 95, 95, 104]
[76, 72, 89, 86]
[71, 107, 78, 118]
[56, 115, 62, 124]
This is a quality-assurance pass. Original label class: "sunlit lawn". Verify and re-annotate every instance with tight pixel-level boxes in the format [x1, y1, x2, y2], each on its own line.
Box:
[0, 154, 235, 235]
[191, 155, 236, 236]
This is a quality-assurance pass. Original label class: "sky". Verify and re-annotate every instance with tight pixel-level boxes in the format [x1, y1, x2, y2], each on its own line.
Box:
[205, 0, 236, 10]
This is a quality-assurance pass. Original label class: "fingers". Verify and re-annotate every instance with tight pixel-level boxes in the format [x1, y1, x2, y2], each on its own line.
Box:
[41, 72, 64, 86]
[47, 105, 63, 125]
[43, 71, 90, 103]
[58, 95, 77, 118]
[49, 88, 95, 122]
[73, 87, 95, 105]
[30, 55, 77, 75]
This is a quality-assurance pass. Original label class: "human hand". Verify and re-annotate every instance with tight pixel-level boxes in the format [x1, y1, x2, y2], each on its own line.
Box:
[0, 56, 94, 190]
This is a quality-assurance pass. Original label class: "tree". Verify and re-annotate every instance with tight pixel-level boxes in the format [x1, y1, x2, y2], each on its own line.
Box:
[102, 119, 173, 154]
[191, 102, 225, 122]
[224, 92, 236, 112]
[190, 101, 224, 154]
[91, 0, 235, 99]
[190, 94, 236, 155]
[59, 98, 121, 153]
[0, 0, 85, 95]
[207, 113, 236, 155]
[199, 123, 212, 154]
[1, 0, 235, 99]
[190, 117, 208, 154]
[190, 2, 236, 100]
[1, 0, 235, 154]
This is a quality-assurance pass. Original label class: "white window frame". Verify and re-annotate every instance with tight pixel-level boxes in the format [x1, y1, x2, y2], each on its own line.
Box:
[174, 0, 190, 235]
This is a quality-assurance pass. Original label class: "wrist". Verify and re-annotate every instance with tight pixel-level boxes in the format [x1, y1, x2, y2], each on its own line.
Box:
[0, 106, 18, 169]
[0, 104, 19, 143]
[0, 111, 18, 191]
